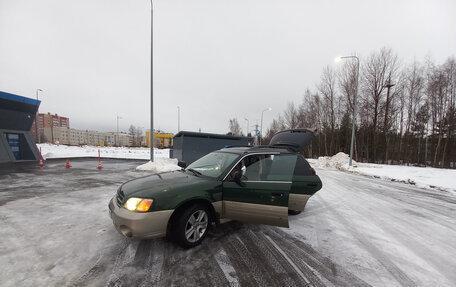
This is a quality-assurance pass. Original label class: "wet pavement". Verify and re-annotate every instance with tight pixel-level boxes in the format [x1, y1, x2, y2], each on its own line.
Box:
[1, 159, 455, 286]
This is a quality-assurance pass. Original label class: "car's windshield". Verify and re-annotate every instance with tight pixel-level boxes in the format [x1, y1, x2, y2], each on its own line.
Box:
[186, 152, 239, 178]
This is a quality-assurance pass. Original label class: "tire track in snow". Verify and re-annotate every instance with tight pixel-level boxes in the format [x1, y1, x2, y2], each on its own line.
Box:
[213, 247, 240, 286]
[106, 240, 139, 286]
[264, 227, 369, 287]
[315, 195, 417, 287]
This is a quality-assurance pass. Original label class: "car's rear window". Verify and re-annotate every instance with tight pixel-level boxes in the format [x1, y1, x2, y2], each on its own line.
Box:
[293, 155, 314, 176]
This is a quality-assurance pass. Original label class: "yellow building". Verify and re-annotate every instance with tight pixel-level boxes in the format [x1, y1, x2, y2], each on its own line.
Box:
[146, 131, 173, 148]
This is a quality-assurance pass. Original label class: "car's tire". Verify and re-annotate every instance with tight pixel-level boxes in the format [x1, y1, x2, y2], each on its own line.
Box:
[173, 204, 210, 248]
[288, 209, 302, 215]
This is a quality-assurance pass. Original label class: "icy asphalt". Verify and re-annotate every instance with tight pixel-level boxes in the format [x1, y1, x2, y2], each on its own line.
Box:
[1, 159, 455, 286]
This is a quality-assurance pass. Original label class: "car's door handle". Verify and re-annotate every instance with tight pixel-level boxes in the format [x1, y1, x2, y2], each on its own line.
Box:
[307, 183, 318, 187]
[271, 192, 284, 197]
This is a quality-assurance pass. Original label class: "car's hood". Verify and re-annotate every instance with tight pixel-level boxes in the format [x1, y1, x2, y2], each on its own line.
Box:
[120, 170, 210, 198]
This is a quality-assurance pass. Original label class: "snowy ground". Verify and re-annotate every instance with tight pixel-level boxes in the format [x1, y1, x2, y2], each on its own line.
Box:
[1, 160, 455, 286]
[309, 152, 456, 194]
[37, 143, 179, 173]
[37, 143, 170, 160]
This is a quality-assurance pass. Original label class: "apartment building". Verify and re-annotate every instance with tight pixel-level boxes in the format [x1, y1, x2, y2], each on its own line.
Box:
[43, 126, 132, 146]
[31, 113, 70, 143]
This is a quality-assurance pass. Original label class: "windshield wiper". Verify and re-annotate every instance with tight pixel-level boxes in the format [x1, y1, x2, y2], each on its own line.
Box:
[187, 168, 202, 176]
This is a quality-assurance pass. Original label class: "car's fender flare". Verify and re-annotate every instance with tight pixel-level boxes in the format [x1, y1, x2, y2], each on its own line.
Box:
[166, 197, 217, 238]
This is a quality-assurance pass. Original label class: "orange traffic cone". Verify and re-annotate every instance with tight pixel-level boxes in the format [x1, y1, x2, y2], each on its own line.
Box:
[97, 149, 103, 170]
[39, 147, 44, 167]
[65, 159, 72, 168]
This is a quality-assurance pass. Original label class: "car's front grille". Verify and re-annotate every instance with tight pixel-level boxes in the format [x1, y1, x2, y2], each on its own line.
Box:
[116, 189, 125, 207]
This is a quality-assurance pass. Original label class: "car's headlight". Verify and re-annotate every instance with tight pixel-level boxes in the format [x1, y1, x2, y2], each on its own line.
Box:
[124, 197, 153, 212]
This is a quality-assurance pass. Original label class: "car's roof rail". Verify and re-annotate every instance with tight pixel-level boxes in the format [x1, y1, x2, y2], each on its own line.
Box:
[223, 145, 251, 148]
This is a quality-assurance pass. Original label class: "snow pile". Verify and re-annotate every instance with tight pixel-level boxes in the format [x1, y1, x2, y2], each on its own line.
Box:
[347, 164, 456, 193]
[308, 152, 355, 171]
[136, 158, 181, 173]
[37, 143, 169, 160]
[308, 152, 456, 193]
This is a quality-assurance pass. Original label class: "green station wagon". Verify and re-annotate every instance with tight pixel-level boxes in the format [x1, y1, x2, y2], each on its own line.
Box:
[109, 129, 322, 248]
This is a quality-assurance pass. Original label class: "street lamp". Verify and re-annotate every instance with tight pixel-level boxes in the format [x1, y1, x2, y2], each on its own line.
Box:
[36, 89, 43, 144]
[244, 118, 249, 136]
[116, 114, 122, 146]
[335, 55, 360, 166]
[260, 107, 272, 145]
[150, 0, 154, 161]
[177, 106, 180, 132]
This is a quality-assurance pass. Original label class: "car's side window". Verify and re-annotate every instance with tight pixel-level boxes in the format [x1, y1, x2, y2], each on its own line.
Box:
[265, 154, 297, 181]
[239, 154, 297, 182]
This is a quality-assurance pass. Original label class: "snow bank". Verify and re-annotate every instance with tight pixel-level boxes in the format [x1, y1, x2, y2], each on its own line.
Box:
[308, 152, 354, 171]
[135, 158, 180, 173]
[347, 164, 456, 193]
[308, 152, 456, 193]
[37, 143, 169, 160]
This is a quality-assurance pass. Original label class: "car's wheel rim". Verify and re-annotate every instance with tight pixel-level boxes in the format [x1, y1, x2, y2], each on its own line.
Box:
[185, 210, 208, 243]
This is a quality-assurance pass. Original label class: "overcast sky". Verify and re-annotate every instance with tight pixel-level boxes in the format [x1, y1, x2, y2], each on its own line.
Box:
[1, 0, 455, 135]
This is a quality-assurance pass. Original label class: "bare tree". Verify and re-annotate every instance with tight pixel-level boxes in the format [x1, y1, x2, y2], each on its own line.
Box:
[318, 66, 338, 155]
[283, 102, 299, 129]
[228, 118, 242, 136]
[361, 47, 399, 161]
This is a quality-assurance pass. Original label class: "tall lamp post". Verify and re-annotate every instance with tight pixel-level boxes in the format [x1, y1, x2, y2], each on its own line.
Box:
[177, 106, 180, 132]
[244, 118, 249, 136]
[36, 89, 43, 144]
[335, 55, 360, 166]
[260, 107, 272, 145]
[116, 114, 122, 146]
[150, 0, 154, 161]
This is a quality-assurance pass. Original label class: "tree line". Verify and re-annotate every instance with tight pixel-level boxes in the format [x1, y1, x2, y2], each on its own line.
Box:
[262, 47, 455, 168]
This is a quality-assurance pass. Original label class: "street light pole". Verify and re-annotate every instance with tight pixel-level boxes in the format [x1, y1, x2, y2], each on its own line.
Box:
[177, 106, 180, 132]
[116, 114, 122, 146]
[335, 55, 360, 166]
[36, 89, 43, 144]
[260, 107, 272, 145]
[150, 0, 154, 162]
[244, 118, 249, 136]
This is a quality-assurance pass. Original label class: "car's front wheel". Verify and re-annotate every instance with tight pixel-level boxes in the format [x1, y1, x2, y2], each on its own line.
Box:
[174, 204, 210, 248]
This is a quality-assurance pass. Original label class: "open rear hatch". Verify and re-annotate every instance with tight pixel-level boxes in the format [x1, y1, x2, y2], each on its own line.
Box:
[269, 128, 316, 150]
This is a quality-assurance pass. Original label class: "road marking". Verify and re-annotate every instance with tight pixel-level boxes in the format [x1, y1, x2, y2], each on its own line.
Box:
[214, 247, 240, 286]
[264, 234, 310, 284]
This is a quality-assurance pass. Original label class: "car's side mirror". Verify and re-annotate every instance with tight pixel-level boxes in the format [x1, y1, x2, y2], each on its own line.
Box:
[178, 161, 187, 168]
[232, 170, 243, 185]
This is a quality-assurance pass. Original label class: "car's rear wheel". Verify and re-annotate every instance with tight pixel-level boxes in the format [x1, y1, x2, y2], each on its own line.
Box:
[288, 209, 302, 215]
[174, 204, 210, 248]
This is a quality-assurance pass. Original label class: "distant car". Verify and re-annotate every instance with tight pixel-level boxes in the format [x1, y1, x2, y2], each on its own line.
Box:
[109, 129, 322, 248]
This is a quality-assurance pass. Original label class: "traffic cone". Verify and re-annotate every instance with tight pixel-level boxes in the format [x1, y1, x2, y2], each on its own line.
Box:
[39, 147, 44, 167]
[65, 159, 72, 168]
[97, 149, 103, 170]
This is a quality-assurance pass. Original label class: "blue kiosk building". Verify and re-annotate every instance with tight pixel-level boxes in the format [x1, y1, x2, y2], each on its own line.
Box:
[0, 91, 41, 162]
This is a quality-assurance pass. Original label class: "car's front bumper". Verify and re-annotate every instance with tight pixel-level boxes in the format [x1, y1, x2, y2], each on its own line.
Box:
[108, 197, 174, 239]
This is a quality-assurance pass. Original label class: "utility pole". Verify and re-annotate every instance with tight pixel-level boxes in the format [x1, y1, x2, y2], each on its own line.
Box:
[260, 107, 272, 144]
